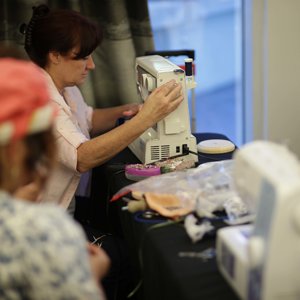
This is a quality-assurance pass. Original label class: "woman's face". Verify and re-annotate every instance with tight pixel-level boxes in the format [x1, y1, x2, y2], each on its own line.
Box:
[50, 48, 95, 89]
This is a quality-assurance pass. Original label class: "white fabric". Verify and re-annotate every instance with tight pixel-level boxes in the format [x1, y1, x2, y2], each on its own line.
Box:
[41, 72, 93, 208]
[0, 190, 104, 299]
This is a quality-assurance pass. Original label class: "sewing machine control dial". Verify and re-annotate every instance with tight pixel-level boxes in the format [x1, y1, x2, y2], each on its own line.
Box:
[142, 73, 156, 92]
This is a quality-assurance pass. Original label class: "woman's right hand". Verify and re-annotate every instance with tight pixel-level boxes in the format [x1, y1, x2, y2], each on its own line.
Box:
[87, 243, 111, 282]
[137, 79, 184, 127]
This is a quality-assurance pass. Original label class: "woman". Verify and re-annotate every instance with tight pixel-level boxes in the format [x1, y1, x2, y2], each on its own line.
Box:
[0, 57, 109, 299]
[23, 4, 184, 210]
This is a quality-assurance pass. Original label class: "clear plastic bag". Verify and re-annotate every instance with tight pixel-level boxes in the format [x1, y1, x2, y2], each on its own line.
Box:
[113, 159, 254, 223]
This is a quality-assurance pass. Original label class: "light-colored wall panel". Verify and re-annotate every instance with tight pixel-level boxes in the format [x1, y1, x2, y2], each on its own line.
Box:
[267, 0, 300, 155]
[250, 0, 300, 157]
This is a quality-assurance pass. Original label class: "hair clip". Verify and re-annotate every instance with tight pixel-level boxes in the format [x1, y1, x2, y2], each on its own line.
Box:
[19, 23, 27, 35]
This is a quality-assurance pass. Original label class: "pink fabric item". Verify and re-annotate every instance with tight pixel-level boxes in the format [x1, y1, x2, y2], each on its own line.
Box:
[0, 58, 55, 144]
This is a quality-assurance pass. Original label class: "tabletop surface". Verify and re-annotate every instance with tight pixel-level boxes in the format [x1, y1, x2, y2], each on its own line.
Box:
[91, 132, 240, 300]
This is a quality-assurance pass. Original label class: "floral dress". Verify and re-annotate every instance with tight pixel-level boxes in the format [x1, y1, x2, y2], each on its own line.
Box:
[0, 190, 104, 300]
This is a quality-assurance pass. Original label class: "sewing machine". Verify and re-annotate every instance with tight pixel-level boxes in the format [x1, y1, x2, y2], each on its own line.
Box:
[128, 55, 198, 164]
[216, 140, 300, 300]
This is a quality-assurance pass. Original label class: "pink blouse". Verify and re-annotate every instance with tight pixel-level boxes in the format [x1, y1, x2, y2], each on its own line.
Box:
[40, 71, 93, 208]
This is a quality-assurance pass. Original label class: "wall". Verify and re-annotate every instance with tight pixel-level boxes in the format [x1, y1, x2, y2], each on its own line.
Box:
[250, 0, 300, 157]
[148, 0, 241, 143]
[267, 0, 300, 156]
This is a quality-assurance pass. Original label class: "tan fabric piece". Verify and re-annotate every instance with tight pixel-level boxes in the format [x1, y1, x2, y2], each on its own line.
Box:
[144, 192, 193, 219]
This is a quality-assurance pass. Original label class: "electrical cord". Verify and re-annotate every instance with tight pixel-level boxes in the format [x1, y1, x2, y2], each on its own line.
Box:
[188, 149, 198, 156]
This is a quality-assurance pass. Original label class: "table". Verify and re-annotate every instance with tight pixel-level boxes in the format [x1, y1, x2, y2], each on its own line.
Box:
[90, 133, 240, 300]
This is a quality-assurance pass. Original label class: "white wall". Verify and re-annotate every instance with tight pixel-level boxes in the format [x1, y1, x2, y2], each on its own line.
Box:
[267, 0, 300, 156]
[249, 0, 300, 157]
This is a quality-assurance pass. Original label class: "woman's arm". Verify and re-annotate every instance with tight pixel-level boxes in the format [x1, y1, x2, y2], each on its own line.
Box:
[77, 80, 183, 173]
[90, 103, 141, 136]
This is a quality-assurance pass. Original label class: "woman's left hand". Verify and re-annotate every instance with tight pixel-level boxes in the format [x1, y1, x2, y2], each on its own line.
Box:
[121, 103, 142, 118]
[87, 243, 111, 282]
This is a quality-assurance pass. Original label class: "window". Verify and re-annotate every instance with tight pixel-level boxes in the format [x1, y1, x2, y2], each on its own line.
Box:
[148, 0, 244, 146]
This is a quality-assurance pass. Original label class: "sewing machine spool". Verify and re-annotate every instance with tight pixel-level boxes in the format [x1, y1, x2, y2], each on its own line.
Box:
[197, 139, 235, 154]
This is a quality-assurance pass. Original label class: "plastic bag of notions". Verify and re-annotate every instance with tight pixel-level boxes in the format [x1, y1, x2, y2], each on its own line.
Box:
[111, 159, 254, 225]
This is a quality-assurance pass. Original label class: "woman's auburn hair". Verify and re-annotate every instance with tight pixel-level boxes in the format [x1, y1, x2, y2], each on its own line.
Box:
[25, 5, 102, 68]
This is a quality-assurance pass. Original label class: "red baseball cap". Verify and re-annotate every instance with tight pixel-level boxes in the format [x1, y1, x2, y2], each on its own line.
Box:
[0, 58, 56, 145]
